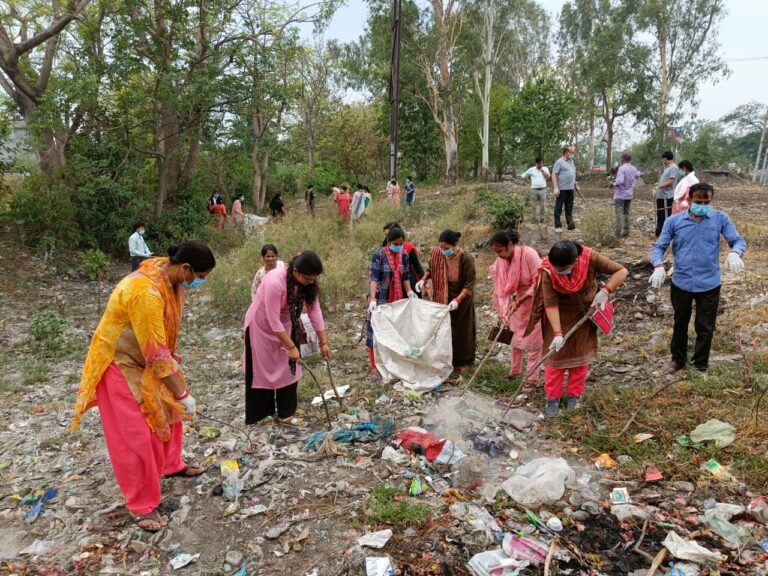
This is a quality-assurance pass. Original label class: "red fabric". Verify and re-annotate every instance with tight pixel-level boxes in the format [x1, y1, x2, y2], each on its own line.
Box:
[335, 192, 352, 219]
[541, 246, 592, 294]
[369, 347, 377, 370]
[385, 247, 404, 302]
[591, 301, 614, 334]
[96, 363, 185, 515]
[544, 365, 588, 400]
[397, 428, 446, 461]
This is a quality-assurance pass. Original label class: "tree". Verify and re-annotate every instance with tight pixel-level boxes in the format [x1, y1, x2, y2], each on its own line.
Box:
[635, 0, 729, 148]
[720, 101, 768, 181]
[0, 0, 92, 173]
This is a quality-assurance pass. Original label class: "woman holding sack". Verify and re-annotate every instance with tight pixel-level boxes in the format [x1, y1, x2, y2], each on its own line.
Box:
[243, 251, 331, 425]
[367, 226, 418, 375]
[523, 240, 626, 417]
[489, 230, 543, 386]
[416, 229, 477, 372]
[72, 241, 216, 532]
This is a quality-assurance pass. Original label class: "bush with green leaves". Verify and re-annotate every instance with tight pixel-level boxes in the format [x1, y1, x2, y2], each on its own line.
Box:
[27, 312, 68, 354]
[81, 249, 110, 281]
[476, 188, 525, 231]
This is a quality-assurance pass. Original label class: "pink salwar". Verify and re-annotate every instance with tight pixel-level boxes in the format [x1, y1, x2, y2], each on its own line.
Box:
[96, 363, 185, 515]
[544, 365, 588, 400]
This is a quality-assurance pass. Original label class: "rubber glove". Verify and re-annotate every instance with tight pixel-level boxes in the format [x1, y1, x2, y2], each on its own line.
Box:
[549, 335, 565, 352]
[553, 187, 560, 197]
[178, 393, 197, 416]
[368, 300, 377, 313]
[726, 252, 744, 274]
[407, 291, 418, 299]
[447, 300, 459, 312]
[591, 288, 609, 310]
[414, 280, 425, 293]
[649, 266, 666, 289]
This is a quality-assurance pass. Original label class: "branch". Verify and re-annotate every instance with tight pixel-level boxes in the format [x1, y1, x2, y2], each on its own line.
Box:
[14, 0, 92, 56]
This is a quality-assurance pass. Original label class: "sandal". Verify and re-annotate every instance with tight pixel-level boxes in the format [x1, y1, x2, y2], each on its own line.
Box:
[132, 509, 167, 533]
[164, 465, 207, 479]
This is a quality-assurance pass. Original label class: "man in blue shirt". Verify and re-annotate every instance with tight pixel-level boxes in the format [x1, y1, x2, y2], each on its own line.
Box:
[649, 183, 746, 374]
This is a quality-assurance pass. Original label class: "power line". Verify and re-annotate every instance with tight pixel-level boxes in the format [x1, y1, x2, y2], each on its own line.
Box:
[724, 56, 768, 62]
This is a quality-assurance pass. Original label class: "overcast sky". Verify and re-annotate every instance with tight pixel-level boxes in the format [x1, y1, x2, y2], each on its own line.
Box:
[315, 0, 768, 121]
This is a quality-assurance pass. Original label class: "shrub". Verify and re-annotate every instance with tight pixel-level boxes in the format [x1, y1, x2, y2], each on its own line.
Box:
[27, 312, 68, 354]
[476, 188, 525, 231]
[580, 203, 619, 248]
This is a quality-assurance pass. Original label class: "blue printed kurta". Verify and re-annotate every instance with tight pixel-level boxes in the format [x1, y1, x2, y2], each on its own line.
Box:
[366, 247, 410, 348]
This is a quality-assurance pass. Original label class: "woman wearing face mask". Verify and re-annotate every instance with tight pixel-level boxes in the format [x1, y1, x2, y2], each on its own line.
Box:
[671, 160, 698, 215]
[381, 222, 425, 293]
[243, 251, 331, 425]
[251, 244, 285, 300]
[72, 241, 216, 532]
[522, 240, 626, 417]
[367, 226, 418, 375]
[418, 229, 477, 372]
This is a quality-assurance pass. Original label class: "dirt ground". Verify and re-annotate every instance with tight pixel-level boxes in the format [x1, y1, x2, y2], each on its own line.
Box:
[1, 178, 767, 575]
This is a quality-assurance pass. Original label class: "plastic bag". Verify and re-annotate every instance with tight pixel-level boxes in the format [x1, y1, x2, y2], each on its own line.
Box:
[501, 457, 575, 506]
[689, 419, 736, 447]
[662, 532, 725, 564]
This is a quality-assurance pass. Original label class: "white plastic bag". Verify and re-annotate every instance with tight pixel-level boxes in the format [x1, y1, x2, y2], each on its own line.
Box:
[371, 298, 453, 391]
[662, 531, 725, 564]
[501, 457, 576, 506]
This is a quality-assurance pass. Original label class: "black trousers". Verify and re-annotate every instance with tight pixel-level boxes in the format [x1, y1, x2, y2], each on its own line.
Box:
[670, 283, 720, 371]
[655, 197, 673, 237]
[554, 189, 575, 229]
[244, 327, 299, 424]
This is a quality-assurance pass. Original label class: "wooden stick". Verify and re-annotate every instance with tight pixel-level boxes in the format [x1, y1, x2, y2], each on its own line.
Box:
[544, 536, 558, 576]
[620, 377, 683, 434]
[462, 298, 516, 391]
[302, 363, 333, 430]
[647, 547, 667, 576]
[325, 359, 344, 407]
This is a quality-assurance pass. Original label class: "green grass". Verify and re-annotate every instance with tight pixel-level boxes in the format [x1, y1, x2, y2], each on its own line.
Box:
[365, 484, 434, 527]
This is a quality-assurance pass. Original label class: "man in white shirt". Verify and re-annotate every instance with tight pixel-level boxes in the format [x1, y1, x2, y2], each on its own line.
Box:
[128, 222, 153, 271]
[522, 157, 551, 224]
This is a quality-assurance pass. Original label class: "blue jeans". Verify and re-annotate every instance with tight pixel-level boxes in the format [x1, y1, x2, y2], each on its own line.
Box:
[406, 192, 415, 206]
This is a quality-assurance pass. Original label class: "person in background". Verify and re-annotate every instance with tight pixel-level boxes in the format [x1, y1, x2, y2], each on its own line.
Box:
[652, 151, 678, 237]
[671, 160, 698, 214]
[252, 244, 286, 300]
[72, 241, 216, 532]
[522, 157, 551, 224]
[551, 145, 580, 232]
[523, 240, 627, 417]
[129, 222, 153, 271]
[405, 177, 417, 207]
[382, 221, 424, 292]
[650, 182, 746, 375]
[330, 185, 340, 203]
[269, 192, 287, 219]
[232, 194, 244, 225]
[305, 184, 316, 218]
[608, 151, 641, 238]
[335, 183, 352, 220]
[243, 251, 331, 425]
[367, 226, 418, 376]
[389, 179, 401, 207]
[210, 197, 227, 230]
[417, 230, 477, 373]
[489, 230, 543, 386]
[208, 190, 222, 213]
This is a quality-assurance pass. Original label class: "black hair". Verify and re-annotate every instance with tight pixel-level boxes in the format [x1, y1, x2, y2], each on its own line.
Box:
[407, 176, 412, 180]
[287, 251, 323, 305]
[661, 151, 674, 161]
[134, 221, 145, 230]
[386, 226, 406, 243]
[168, 240, 216, 272]
[679, 160, 694, 172]
[535, 157, 542, 163]
[261, 243, 278, 257]
[490, 230, 519, 246]
[307, 183, 313, 189]
[689, 182, 714, 199]
[548, 240, 582, 267]
[383, 221, 400, 232]
[439, 229, 461, 245]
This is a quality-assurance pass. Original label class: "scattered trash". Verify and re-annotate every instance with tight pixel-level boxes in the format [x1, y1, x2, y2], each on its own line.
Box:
[467, 549, 529, 576]
[633, 433, 654, 443]
[358, 529, 393, 549]
[434, 439, 466, 465]
[701, 507, 752, 546]
[502, 533, 548, 563]
[311, 384, 350, 406]
[689, 419, 737, 448]
[546, 516, 563, 532]
[198, 426, 221, 439]
[676, 435, 704, 449]
[502, 408, 538, 430]
[502, 457, 575, 506]
[19, 539, 54, 556]
[748, 496, 768, 524]
[266, 522, 291, 540]
[663, 531, 725, 564]
[397, 427, 445, 461]
[232, 564, 247, 576]
[644, 465, 663, 482]
[471, 435, 504, 457]
[365, 556, 396, 576]
[409, 477, 427, 496]
[703, 458, 735, 481]
[220, 459, 242, 501]
[25, 486, 57, 523]
[610, 487, 632, 505]
[594, 453, 618, 470]
[611, 504, 649, 522]
[381, 446, 409, 464]
[758, 537, 768, 553]
[450, 502, 502, 542]
[169, 550, 200, 570]
[239, 504, 268, 517]
[304, 418, 395, 452]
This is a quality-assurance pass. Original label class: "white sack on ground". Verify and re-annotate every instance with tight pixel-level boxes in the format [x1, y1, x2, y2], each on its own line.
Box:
[371, 298, 453, 391]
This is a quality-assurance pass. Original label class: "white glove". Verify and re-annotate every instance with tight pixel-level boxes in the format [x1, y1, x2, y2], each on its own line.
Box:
[447, 300, 459, 312]
[549, 335, 565, 352]
[649, 266, 666, 289]
[591, 288, 609, 310]
[553, 188, 560, 197]
[414, 280, 425, 293]
[407, 291, 418, 299]
[726, 252, 744, 274]
[368, 300, 377, 313]
[179, 394, 197, 416]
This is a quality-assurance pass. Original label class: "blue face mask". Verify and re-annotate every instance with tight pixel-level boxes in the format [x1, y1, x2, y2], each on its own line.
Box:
[440, 247, 455, 257]
[388, 244, 403, 253]
[555, 268, 572, 275]
[181, 266, 205, 289]
[138, 230, 145, 236]
[690, 203, 712, 217]
[678, 170, 685, 178]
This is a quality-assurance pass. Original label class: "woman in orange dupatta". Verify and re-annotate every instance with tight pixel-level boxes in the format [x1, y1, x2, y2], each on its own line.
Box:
[72, 241, 216, 532]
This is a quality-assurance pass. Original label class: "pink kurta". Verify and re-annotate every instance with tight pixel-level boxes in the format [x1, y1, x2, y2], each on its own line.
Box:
[243, 268, 325, 390]
[232, 199, 244, 223]
[490, 246, 543, 351]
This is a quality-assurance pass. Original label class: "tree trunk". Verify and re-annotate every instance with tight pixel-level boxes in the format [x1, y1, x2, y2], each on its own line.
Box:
[251, 110, 265, 210]
[657, 21, 670, 146]
[605, 118, 614, 170]
[444, 129, 458, 185]
[587, 113, 596, 171]
[181, 131, 200, 188]
[154, 101, 181, 215]
[259, 150, 269, 208]
[752, 108, 768, 182]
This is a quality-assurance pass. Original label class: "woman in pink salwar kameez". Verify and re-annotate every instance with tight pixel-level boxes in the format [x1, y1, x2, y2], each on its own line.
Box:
[243, 251, 331, 424]
[489, 231, 543, 386]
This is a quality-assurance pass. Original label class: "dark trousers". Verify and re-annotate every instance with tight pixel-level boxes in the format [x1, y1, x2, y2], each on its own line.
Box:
[244, 327, 299, 424]
[655, 197, 673, 237]
[614, 199, 632, 237]
[554, 189, 575, 229]
[670, 283, 720, 371]
[131, 257, 146, 271]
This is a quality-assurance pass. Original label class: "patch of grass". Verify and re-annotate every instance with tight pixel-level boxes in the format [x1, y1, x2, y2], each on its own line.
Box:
[365, 484, 434, 527]
[23, 361, 49, 386]
[580, 203, 618, 248]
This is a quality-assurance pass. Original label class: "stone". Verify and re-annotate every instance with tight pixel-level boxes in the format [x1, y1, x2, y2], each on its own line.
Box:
[671, 481, 695, 493]
[265, 522, 290, 540]
[503, 408, 538, 430]
[225, 550, 243, 566]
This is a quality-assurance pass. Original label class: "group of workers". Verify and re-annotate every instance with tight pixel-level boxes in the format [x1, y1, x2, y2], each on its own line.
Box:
[91, 170, 744, 533]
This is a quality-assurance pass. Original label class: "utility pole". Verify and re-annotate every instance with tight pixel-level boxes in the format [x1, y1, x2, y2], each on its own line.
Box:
[753, 106, 768, 183]
[388, 0, 402, 181]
